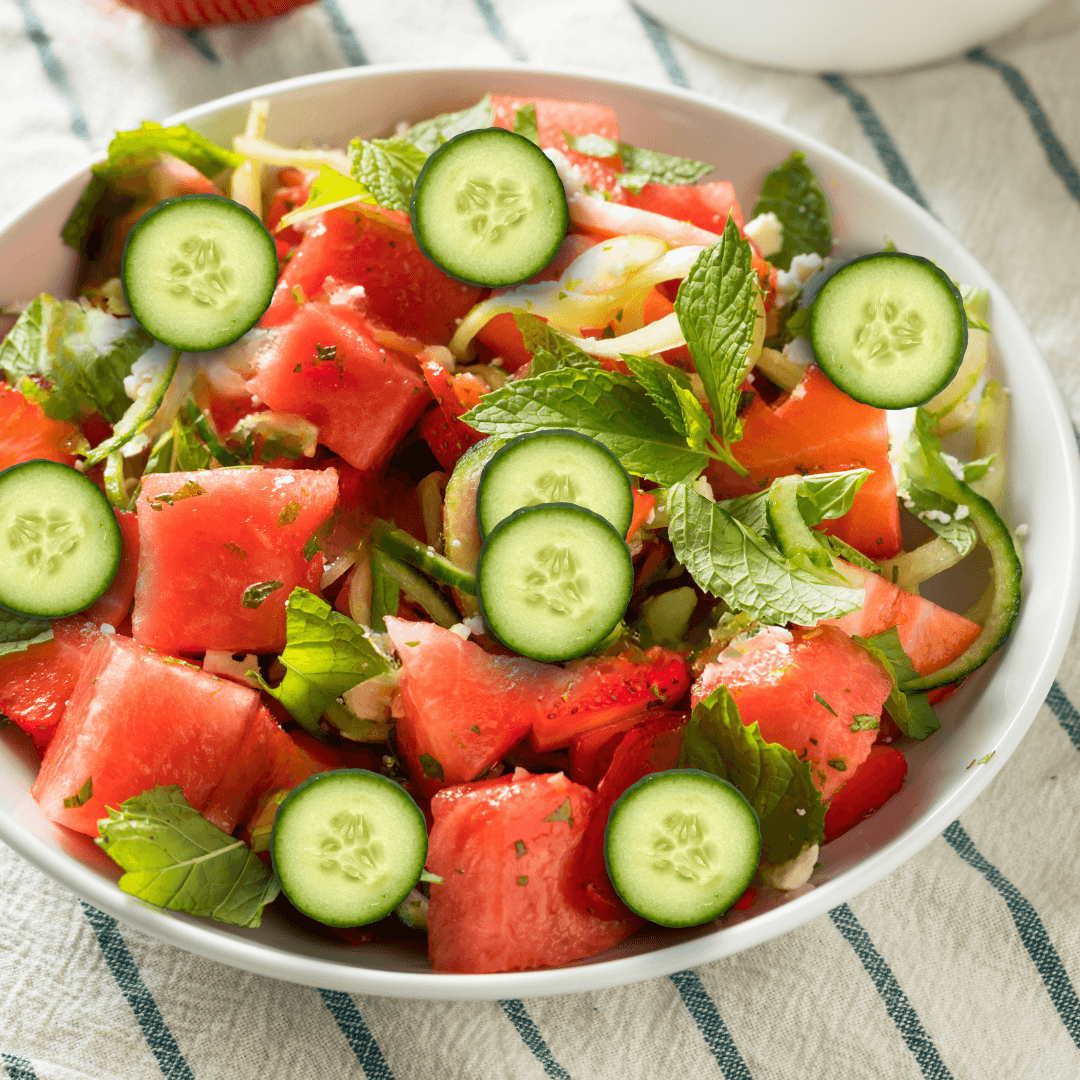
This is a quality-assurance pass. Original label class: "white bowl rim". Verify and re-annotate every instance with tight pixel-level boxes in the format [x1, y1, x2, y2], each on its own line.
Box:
[1, 62, 1078, 1001]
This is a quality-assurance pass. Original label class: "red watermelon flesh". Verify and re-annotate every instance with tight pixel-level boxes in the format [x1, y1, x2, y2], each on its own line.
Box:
[571, 711, 689, 919]
[0, 618, 101, 748]
[490, 95, 623, 193]
[426, 768, 640, 973]
[692, 626, 893, 799]
[32, 634, 263, 835]
[385, 618, 569, 799]
[246, 302, 429, 473]
[568, 713, 648, 787]
[133, 468, 336, 654]
[261, 208, 482, 343]
[820, 561, 983, 678]
[0, 382, 81, 470]
[824, 744, 908, 842]
[623, 181, 745, 233]
[83, 510, 140, 629]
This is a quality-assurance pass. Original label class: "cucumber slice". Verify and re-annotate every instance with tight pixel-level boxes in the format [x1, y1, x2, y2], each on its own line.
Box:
[810, 252, 967, 409]
[604, 769, 761, 927]
[121, 194, 278, 353]
[477, 503, 632, 661]
[0, 460, 121, 618]
[271, 770, 428, 927]
[477, 430, 634, 539]
[410, 128, 569, 287]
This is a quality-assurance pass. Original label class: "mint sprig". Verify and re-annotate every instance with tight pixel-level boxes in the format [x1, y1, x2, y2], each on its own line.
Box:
[513, 313, 599, 375]
[563, 132, 714, 192]
[97, 785, 279, 928]
[751, 151, 832, 272]
[513, 104, 540, 145]
[347, 135, 428, 212]
[679, 686, 824, 864]
[853, 627, 939, 739]
[0, 610, 53, 658]
[667, 483, 863, 624]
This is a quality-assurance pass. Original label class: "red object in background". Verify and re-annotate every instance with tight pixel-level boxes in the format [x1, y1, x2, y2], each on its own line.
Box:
[117, 0, 318, 27]
[824, 745, 908, 843]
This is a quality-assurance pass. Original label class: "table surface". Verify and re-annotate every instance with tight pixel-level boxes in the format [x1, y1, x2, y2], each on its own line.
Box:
[3, 2, 1080, 1078]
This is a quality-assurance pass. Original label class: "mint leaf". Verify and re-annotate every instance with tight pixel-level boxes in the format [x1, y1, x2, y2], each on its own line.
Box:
[679, 686, 824, 863]
[667, 483, 863, 624]
[96, 785, 279, 928]
[621, 354, 695, 435]
[147, 478, 205, 511]
[228, 411, 318, 464]
[720, 469, 871, 538]
[64, 776, 94, 809]
[0, 295, 153, 424]
[513, 104, 540, 145]
[672, 379, 712, 453]
[825, 534, 882, 575]
[369, 552, 400, 633]
[241, 580, 284, 609]
[347, 135, 427, 212]
[463, 367, 707, 486]
[852, 627, 939, 739]
[63, 122, 242, 249]
[563, 132, 713, 190]
[674, 217, 760, 451]
[257, 588, 392, 738]
[400, 95, 493, 156]
[751, 151, 832, 272]
[513, 313, 599, 376]
[0, 609, 53, 656]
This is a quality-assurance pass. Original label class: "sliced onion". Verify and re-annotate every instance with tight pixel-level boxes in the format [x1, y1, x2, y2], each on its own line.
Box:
[321, 550, 357, 590]
[348, 546, 373, 627]
[568, 193, 722, 246]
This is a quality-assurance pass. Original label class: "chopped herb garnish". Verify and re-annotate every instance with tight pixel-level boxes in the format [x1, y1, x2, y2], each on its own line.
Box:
[241, 580, 285, 609]
[517, 875, 529, 886]
[291, 285, 305, 305]
[419, 869, 444, 884]
[967, 751, 996, 769]
[515, 840, 527, 859]
[419, 754, 444, 780]
[315, 343, 339, 368]
[161, 656, 201, 668]
[814, 692, 837, 716]
[278, 500, 301, 527]
[293, 363, 302, 373]
[827, 758, 848, 772]
[302, 535, 320, 561]
[148, 479, 206, 511]
[63, 775, 93, 809]
[468, 725, 481, 734]
[849, 714, 880, 732]
[223, 541, 247, 559]
[542, 797, 574, 828]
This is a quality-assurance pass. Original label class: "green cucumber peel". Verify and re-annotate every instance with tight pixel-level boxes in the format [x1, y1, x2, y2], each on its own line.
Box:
[370, 550, 459, 629]
[372, 520, 477, 595]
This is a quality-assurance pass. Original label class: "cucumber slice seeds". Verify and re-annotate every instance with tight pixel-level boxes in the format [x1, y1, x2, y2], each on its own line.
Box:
[0, 460, 121, 618]
[271, 770, 428, 927]
[121, 194, 278, 353]
[810, 252, 967, 410]
[411, 128, 569, 287]
[604, 769, 761, 927]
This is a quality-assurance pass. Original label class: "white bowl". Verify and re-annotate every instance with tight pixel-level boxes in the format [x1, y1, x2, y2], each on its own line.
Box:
[1, 65, 1077, 1001]
[635, 0, 1049, 74]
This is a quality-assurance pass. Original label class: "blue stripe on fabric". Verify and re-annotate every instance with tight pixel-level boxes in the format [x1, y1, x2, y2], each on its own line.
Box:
[318, 989, 396, 1079]
[471, 0, 525, 61]
[180, 29, 219, 64]
[322, 0, 368, 67]
[498, 1000, 571, 1080]
[820, 73, 931, 211]
[828, 904, 953, 1079]
[631, 6, 690, 89]
[12, 0, 90, 140]
[1, 1054, 38, 1080]
[79, 903, 194, 1080]
[1046, 680, 1080, 751]
[668, 970, 752, 1080]
[943, 820, 1080, 1050]
[967, 48, 1080, 209]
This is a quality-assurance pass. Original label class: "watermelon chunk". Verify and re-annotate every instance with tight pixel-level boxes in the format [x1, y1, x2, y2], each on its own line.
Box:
[821, 561, 983, 678]
[83, 510, 140, 629]
[133, 468, 336, 653]
[824, 744, 908, 842]
[692, 625, 894, 799]
[247, 303, 430, 473]
[623, 181, 745, 233]
[0, 381, 80, 470]
[426, 768, 639, 973]
[385, 618, 568, 799]
[707, 365, 901, 558]
[32, 634, 263, 835]
[418, 360, 485, 472]
[261, 208, 483, 342]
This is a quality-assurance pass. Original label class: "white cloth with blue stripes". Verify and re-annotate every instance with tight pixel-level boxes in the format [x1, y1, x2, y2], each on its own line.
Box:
[3, 1, 1080, 1077]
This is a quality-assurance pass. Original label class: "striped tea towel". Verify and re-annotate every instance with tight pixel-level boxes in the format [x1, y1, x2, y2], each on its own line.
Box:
[3, 1, 1080, 1077]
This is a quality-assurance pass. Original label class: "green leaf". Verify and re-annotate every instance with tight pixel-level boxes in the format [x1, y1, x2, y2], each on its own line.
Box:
[96, 785, 279, 928]
[513, 313, 600, 376]
[621, 354, 694, 434]
[147, 478, 206, 511]
[399, 94, 493, 156]
[63, 122, 242, 249]
[0, 609, 53, 656]
[278, 164, 377, 230]
[258, 588, 393, 738]
[563, 132, 713, 190]
[824, 534, 882, 575]
[419, 754, 444, 780]
[347, 135, 428, 212]
[369, 552, 400, 633]
[513, 104, 540, 145]
[543, 797, 574, 827]
[671, 379, 712, 454]
[674, 217, 760, 448]
[463, 366, 706, 486]
[751, 151, 832, 272]
[0, 295, 154, 424]
[667, 483, 863, 624]
[720, 469, 871, 538]
[852, 627, 940, 739]
[241, 580, 285, 609]
[228, 411, 318, 464]
[678, 686, 824, 864]
[64, 776, 94, 809]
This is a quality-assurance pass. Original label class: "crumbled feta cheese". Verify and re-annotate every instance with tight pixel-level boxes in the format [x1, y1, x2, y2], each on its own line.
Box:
[783, 335, 814, 369]
[543, 147, 586, 198]
[954, 504, 970, 520]
[919, 509, 953, 524]
[941, 452, 966, 481]
[1015, 523, 1030, 538]
[100, 623, 116, 636]
[327, 284, 366, 306]
[743, 212, 784, 258]
[693, 476, 716, 502]
[758, 843, 819, 891]
[451, 539, 462, 548]
[775, 252, 824, 305]
[463, 614, 486, 637]
[795, 808, 806, 817]
[449, 623, 472, 641]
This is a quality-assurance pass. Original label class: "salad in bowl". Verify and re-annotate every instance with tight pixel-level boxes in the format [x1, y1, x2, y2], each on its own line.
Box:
[0, 76, 1040, 986]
